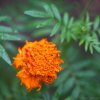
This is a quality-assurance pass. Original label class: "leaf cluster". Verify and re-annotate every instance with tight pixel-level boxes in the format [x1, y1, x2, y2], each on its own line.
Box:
[25, 3, 100, 54]
[0, 16, 21, 65]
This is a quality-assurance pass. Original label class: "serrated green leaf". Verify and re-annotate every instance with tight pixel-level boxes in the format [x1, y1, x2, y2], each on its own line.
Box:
[50, 22, 61, 36]
[0, 44, 11, 65]
[51, 4, 61, 21]
[0, 26, 13, 33]
[24, 10, 50, 18]
[63, 13, 69, 26]
[0, 33, 21, 41]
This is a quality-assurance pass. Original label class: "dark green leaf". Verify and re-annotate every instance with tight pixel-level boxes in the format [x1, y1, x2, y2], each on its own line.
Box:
[71, 86, 80, 100]
[0, 16, 11, 22]
[24, 10, 50, 18]
[63, 77, 75, 93]
[34, 28, 51, 36]
[55, 71, 70, 86]
[42, 92, 50, 100]
[68, 17, 74, 28]
[63, 13, 69, 26]
[0, 82, 11, 98]
[76, 71, 96, 78]
[53, 84, 63, 100]
[0, 33, 21, 41]
[66, 31, 73, 42]
[0, 44, 11, 65]
[43, 4, 54, 17]
[51, 4, 61, 21]
[70, 60, 91, 71]
[32, 19, 53, 28]
[93, 17, 100, 30]
[61, 27, 66, 42]
[85, 41, 89, 52]
[50, 22, 61, 36]
[86, 13, 90, 24]
[79, 39, 85, 46]
[0, 26, 13, 33]
[98, 29, 100, 35]
[89, 43, 93, 54]
[93, 45, 100, 53]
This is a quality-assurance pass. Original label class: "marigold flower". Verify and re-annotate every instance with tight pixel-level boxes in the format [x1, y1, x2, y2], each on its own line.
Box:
[13, 39, 63, 90]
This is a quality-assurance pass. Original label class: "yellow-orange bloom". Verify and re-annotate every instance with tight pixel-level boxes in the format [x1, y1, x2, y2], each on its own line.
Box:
[13, 39, 63, 90]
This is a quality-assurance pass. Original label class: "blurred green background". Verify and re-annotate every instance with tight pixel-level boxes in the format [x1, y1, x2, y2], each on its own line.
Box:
[0, 0, 100, 100]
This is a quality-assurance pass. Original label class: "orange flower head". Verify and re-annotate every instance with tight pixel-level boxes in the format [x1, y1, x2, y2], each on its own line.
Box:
[13, 39, 63, 91]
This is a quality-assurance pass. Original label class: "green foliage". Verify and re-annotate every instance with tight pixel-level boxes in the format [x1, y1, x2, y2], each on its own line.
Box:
[0, 44, 11, 65]
[25, 3, 100, 53]
[0, 0, 100, 100]
[0, 16, 22, 65]
[0, 16, 11, 22]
